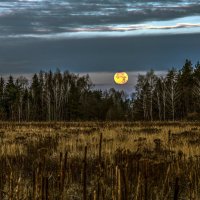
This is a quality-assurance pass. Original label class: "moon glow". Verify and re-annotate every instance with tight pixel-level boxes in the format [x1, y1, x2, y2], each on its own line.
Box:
[114, 72, 128, 85]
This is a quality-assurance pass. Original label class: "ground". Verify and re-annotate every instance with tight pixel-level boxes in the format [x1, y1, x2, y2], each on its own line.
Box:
[0, 121, 199, 199]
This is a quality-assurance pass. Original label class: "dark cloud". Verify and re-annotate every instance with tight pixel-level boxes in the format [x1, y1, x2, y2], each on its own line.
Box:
[0, 0, 200, 36]
[0, 34, 200, 74]
[0, 0, 200, 78]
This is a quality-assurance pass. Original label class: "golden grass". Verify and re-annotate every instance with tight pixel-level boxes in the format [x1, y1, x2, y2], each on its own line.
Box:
[0, 121, 200, 199]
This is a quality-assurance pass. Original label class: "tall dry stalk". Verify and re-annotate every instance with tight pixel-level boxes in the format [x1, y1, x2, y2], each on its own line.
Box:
[83, 146, 87, 200]
[174, 177, 179, 200]
[135, 172, 141, 200]
[97, 132, 103, 200]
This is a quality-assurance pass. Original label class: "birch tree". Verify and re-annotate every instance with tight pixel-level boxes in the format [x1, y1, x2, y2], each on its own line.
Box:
[166, 69, 179, 121]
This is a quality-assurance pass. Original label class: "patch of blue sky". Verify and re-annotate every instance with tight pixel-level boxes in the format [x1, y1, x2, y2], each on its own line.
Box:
[148, 15, 200, 26]
[104, 7, 118, 10]
[126, 7, 143, 12]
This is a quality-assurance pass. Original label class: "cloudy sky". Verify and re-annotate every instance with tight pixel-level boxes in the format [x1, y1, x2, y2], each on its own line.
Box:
[0, 0, 200, 92]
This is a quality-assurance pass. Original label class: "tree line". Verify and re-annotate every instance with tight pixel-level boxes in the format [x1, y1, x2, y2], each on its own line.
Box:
[0, 70, 131, 121]
[133, 59, 200, 121]
[1, 59, 200, 122]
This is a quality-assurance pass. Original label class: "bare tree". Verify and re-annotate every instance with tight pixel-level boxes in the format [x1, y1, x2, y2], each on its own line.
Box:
[166, 69, 179, 121]
[146, 70, 157, 121]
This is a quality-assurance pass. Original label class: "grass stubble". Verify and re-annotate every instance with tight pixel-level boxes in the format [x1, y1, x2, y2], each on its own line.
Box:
[0, 122, 200, 199]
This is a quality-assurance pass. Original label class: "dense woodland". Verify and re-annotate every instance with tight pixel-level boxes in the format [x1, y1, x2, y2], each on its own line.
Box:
[134, 59, 200, 121]
[0, 59, 200, 121]
[0, 70, 131, 121]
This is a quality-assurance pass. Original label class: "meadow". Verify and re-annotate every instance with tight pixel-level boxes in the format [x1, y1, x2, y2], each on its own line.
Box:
[0, 122, 200, 200]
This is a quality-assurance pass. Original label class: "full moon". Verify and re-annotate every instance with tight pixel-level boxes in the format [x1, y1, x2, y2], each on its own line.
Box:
[114, 72, 129, 85]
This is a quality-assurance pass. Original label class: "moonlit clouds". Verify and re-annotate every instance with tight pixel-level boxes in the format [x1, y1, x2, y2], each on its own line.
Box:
[0, 0, 200, 38]
[2, 19, 200, 40]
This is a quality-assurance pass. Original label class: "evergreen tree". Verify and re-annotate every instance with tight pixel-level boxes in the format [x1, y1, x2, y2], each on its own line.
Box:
[4, 76, 18, 120]
[0, 77, 5, 119]
[177, 59, 194, 118]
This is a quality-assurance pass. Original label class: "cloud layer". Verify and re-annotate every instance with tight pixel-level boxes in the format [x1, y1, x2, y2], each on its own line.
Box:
[1, 0, 200, 38]
[0, 0, 200, 76]
[0, 33, 200, 74]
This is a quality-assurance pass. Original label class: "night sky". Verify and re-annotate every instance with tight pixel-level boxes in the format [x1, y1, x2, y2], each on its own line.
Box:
[0, 0, 200, 91]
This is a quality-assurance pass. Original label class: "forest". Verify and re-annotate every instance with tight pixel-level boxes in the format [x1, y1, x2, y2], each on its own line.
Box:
[0, 59, 200, 121]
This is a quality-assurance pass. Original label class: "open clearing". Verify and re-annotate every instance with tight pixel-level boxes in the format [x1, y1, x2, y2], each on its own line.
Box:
[0, 122, 200, 199]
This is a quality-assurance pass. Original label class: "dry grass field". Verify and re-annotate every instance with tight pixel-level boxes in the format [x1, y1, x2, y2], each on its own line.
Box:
[0, 122, 200, 199]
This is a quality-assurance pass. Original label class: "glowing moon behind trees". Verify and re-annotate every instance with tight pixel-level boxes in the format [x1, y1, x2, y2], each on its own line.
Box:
[114, 72, 129, 85]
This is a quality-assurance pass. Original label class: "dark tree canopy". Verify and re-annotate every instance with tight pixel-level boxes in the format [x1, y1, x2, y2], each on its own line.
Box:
[1, 59, 200, 122]
[133, 59, 200, 121]
[0, 70, 131, 121]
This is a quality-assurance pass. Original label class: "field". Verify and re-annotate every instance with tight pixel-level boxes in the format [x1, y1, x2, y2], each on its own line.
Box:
[0, 122, 200, 200]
